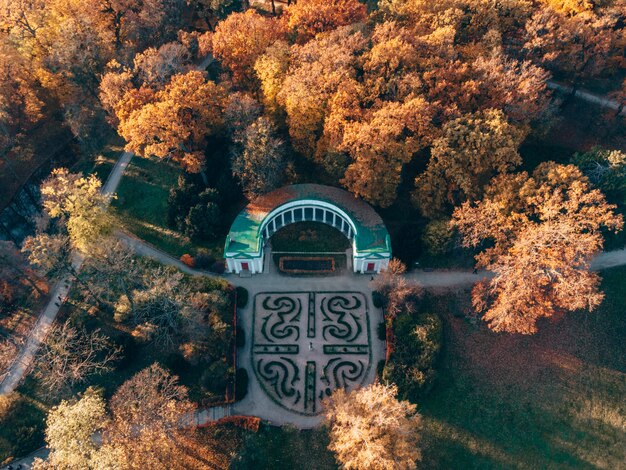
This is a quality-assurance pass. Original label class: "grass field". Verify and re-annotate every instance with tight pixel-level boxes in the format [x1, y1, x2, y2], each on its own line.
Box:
[111, 156, 223, 258]
[419, 266, 626, 469]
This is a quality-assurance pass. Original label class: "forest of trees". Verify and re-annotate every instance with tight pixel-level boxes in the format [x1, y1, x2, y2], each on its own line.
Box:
[1, 0, 626, 468]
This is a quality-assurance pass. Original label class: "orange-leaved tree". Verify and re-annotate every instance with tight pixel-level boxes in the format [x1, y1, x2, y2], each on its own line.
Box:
[282, 0, 367, 43]
[211, 10, 284, 87]
[117, 70, 224, 173]
[452, 162, 623, 334]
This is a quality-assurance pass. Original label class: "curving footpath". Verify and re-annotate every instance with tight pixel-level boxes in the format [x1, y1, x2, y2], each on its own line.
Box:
[0, 53, 215, 396]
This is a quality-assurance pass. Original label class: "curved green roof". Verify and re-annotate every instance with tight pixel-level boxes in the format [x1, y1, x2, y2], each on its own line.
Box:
[225, 184, 391, 257]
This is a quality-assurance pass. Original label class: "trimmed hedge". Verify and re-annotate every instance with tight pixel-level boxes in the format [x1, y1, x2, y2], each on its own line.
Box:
[383, 311, 442, 402]
[235, 368, 249, 401]
[236, 326, 245, 348]
[372, 291, 385, 309]
[236, 286, 249, 308]
[377, 321, 386, 341]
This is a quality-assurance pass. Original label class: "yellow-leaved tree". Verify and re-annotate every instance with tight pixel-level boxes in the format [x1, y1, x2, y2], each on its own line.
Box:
[414, 108, 527, 217]
[324, 383, 422, 470]
[40, 168, 112, 253]
[452, 162, 623, 334]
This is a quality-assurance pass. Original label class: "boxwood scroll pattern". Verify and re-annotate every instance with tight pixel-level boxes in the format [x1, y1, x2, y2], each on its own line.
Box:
[252, 292, 372, 416]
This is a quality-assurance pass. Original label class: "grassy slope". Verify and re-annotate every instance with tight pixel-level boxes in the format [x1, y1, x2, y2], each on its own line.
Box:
[111, 156, 223, 258]
[420, 266, 626, 469]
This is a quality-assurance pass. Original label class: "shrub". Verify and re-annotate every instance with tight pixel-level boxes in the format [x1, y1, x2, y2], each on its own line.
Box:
[376, 360, 386, 378]
[112, 334, 137, 369]
[194, 251, 216, 270]
[0, 392, 46, 463]
[383, 311, 442, 402]
[236, 286, 249, 308]
[180, 253, 195, 267]
[113, 295, 131, 323]
[422, 219, 454, 256]
[235, 368, 249, 401]
[236, 326, 245, 348]
[372, 291, 385, 309]
[377, 322, 386, 340]
[210, 260, 226, 274]
[201, 361, 229, 394]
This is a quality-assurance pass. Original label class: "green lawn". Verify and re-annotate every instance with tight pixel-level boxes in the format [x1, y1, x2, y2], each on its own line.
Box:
[419, 266, 626, 469]
[270, 222, 350, 253]
[232, 425, 337, 469]
[111, 156, 223, 258]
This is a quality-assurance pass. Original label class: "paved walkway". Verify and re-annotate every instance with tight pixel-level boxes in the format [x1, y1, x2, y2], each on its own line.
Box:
[547, 80, 624, 115]
[0, 54, 215, 396]
[0, 151, 127, 394]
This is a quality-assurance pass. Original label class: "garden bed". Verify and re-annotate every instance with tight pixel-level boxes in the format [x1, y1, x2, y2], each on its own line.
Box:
[278, 256, 335, 274]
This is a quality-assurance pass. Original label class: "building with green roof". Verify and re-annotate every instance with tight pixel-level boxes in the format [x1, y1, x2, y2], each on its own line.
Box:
[224, 184, 391, 274]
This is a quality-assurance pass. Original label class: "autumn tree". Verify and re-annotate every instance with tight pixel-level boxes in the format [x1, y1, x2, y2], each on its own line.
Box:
[283, 0, 367, 43]
[40, 168, 113, 252]
[452, 162, 623, 334]
[131, 268, 189, 347]
[33, 388, 119, 470]
[211, 10, 284, 86]
[0, 240, 46, 297]
[278, 26, 367, 158]
[324, 383, 422, 470]
[254, 40, 290, 116]
[223, 92, 262, 134]
[0, 40, 44, 133]
[118, 70, 224, 173]
[132, 42, 193, 87]
[35, 321, 122, 393]
[341, 97, 435, 207]
[107, 363, 197, 469]
[81, 237, 144, 307]
[374, 266, 423, 321]
[471, 51, 552, 124]
[231, 116, 287, 198]
[523, 6, 620, 85]
[414, 109, 527, 217]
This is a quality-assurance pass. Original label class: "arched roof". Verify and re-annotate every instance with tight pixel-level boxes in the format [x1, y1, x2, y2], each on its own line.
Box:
[224, 184, 391, 257]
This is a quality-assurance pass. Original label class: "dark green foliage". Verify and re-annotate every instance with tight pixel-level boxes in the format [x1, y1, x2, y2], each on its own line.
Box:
[235, 368, 248, 401]
[383, 311, 442, 402]
[236, 286, 249, 308]
[194, 251, 216, 270]
[236, 326, 245, 348]
[231, 425, 336, 470]
[376, 359, 386, 378]
[571, 148, 626, 204]
[372, 291, 385, 309]
[0, 392, 46, 463]
[210, 260, 226, 274]
[111, 333, 138, 370]
[377, 321, 386, 340]
[167, 175, 222, 241]
[200, 360, 230, 395]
